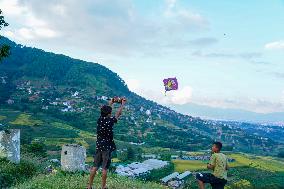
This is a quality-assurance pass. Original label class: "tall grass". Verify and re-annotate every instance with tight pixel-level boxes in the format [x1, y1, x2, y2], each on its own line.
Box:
[14, 172, 168, 189]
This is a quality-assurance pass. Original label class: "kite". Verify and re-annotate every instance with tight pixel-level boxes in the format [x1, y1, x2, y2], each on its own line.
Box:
[163, 77, 178, 95]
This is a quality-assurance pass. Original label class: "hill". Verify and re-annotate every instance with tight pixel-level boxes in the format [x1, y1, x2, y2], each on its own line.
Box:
[0, 37, 283, 156]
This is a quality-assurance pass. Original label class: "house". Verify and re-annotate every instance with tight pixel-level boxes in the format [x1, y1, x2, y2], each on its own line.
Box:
[143, 159, 168, 169]
[42, 106, 49, 110]
[1, 76, 7, 84]
[50, 102, 59, 105]
[162, 171, 192, 189]
[63, 101, 70, 106]
[168, 180, 183, 189]
[177, 171, 191, 180]
[101, 96, 108, 101]
[6, 99, 14, 105]
[171, 155, 179, 159]
[142, 154, 157, 159]
[61, 108, 69, 112]
[146, 110, 151, 116]
[27, 87, 32, 94]
[161, 172, 179, 183]
[129, 142, 145, 146]
[116, 159, 168, 178]
[72, 91, 79, 97]
[146, 118, 152, 123]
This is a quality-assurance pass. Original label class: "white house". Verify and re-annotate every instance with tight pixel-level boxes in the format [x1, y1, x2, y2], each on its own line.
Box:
[161, 172, 179, 183]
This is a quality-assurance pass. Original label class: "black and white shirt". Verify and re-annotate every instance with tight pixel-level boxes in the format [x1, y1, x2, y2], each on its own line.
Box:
[96, 116, 117, 152]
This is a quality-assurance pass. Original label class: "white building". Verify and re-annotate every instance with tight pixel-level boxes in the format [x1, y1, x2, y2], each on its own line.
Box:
[146, 110, 151, 116]
[116, 159, 168, 178]
[72, 91, 79, 97]
[177, 171, 191, 180]
[161, 172, 179, 183]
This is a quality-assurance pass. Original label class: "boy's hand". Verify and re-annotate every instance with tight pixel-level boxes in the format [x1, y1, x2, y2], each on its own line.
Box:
[121, 98, 127, 106]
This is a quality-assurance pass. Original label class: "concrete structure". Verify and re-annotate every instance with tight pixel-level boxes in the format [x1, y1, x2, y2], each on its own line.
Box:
[116, 159, 168, 178]
[0, 129, 20, 163]
[61, 144, 86, 172]
[162, 171, 192, 188]
[177, 171, 192, 180]
[161, 172, 179, 183]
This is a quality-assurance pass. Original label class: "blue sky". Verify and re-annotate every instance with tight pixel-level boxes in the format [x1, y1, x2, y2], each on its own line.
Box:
[1, 0, 284, 116]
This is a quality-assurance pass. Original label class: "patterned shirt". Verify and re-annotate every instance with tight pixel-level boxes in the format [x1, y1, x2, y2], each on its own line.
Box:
[96, 116, 117, 152]
[209, 153, 228, 180]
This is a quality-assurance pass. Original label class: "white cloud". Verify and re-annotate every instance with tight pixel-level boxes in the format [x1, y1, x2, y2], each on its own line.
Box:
[265, 41, 284, 50]
[3, 30, 15, 38]
[164, 0, 208, 30]
[193, 97, 284, 114]
[0, 0, 27, 16]
[1, 0, 209, 56]
[166, 0, 177, 9]
[126, 79, 140, 92]
[164, 86, 193, 105]
[1, 0, 59, 41]
[18, 27, 35, 39]
[4, 27, 58, 42]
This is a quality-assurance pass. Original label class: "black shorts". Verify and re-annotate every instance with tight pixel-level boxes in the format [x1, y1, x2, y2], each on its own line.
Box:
[93, 150, 111, 170]
[196, 173, 227, 189]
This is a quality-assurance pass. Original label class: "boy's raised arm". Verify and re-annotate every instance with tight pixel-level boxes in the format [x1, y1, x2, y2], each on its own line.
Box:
[115, 99, 126, 119]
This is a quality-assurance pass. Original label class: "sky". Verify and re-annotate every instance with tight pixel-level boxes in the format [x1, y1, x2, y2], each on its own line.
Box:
[1, 0, 284, 118]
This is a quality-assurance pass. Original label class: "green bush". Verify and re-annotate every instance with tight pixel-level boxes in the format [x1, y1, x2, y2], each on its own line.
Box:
[0, 154, 46, 188]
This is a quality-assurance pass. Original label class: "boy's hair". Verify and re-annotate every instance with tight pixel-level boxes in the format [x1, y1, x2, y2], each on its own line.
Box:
[213, 141, 222, 151]
[101, 105, 112, 117]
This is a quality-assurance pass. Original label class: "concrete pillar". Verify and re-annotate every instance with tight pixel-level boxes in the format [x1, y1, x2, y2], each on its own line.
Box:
[61, 144, 86, 172]
[0, 129, 20, 164]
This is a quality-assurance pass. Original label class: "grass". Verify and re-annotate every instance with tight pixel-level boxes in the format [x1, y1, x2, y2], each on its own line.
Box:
[173, 153, 284, 173]
[10, 114, 43, 126]
[228, 153, 284, 172]
[0, 115, 7, 121]
[173, 159, 206, 172]
[14, 172, 168, 189]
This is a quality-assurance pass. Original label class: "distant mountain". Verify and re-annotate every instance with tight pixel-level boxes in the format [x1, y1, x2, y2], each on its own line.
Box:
[171, 103, 284, 123]
[0, 37, 283, 155]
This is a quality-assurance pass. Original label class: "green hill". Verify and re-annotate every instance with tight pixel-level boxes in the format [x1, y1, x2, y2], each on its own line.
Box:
[0, 37, 283, 156]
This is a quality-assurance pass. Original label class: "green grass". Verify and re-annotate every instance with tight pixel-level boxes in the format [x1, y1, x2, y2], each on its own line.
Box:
[173, 153, 284, 173]
[0, 115, 7, 121]
[228, 153, 284, 172]
[173, 159, 206, 172]
[14, 172, 168, 189]
[10, 113, 43, 126]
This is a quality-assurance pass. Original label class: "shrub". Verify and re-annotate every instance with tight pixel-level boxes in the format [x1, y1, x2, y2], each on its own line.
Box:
[0, 153, 46, 188]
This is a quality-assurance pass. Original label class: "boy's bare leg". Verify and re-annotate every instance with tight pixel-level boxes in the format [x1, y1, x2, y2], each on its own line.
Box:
[88, 167, 98, 189]
[102, 169, 108, 189]
[197, 179, 205, 189]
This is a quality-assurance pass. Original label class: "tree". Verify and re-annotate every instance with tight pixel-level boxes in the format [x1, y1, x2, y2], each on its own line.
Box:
[24, 142, 47, 157]
[0, 9, 10, 62]
[278, 151, 284, 158]
[160, 153, 171, 161]
[127, 147, 135, 161]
